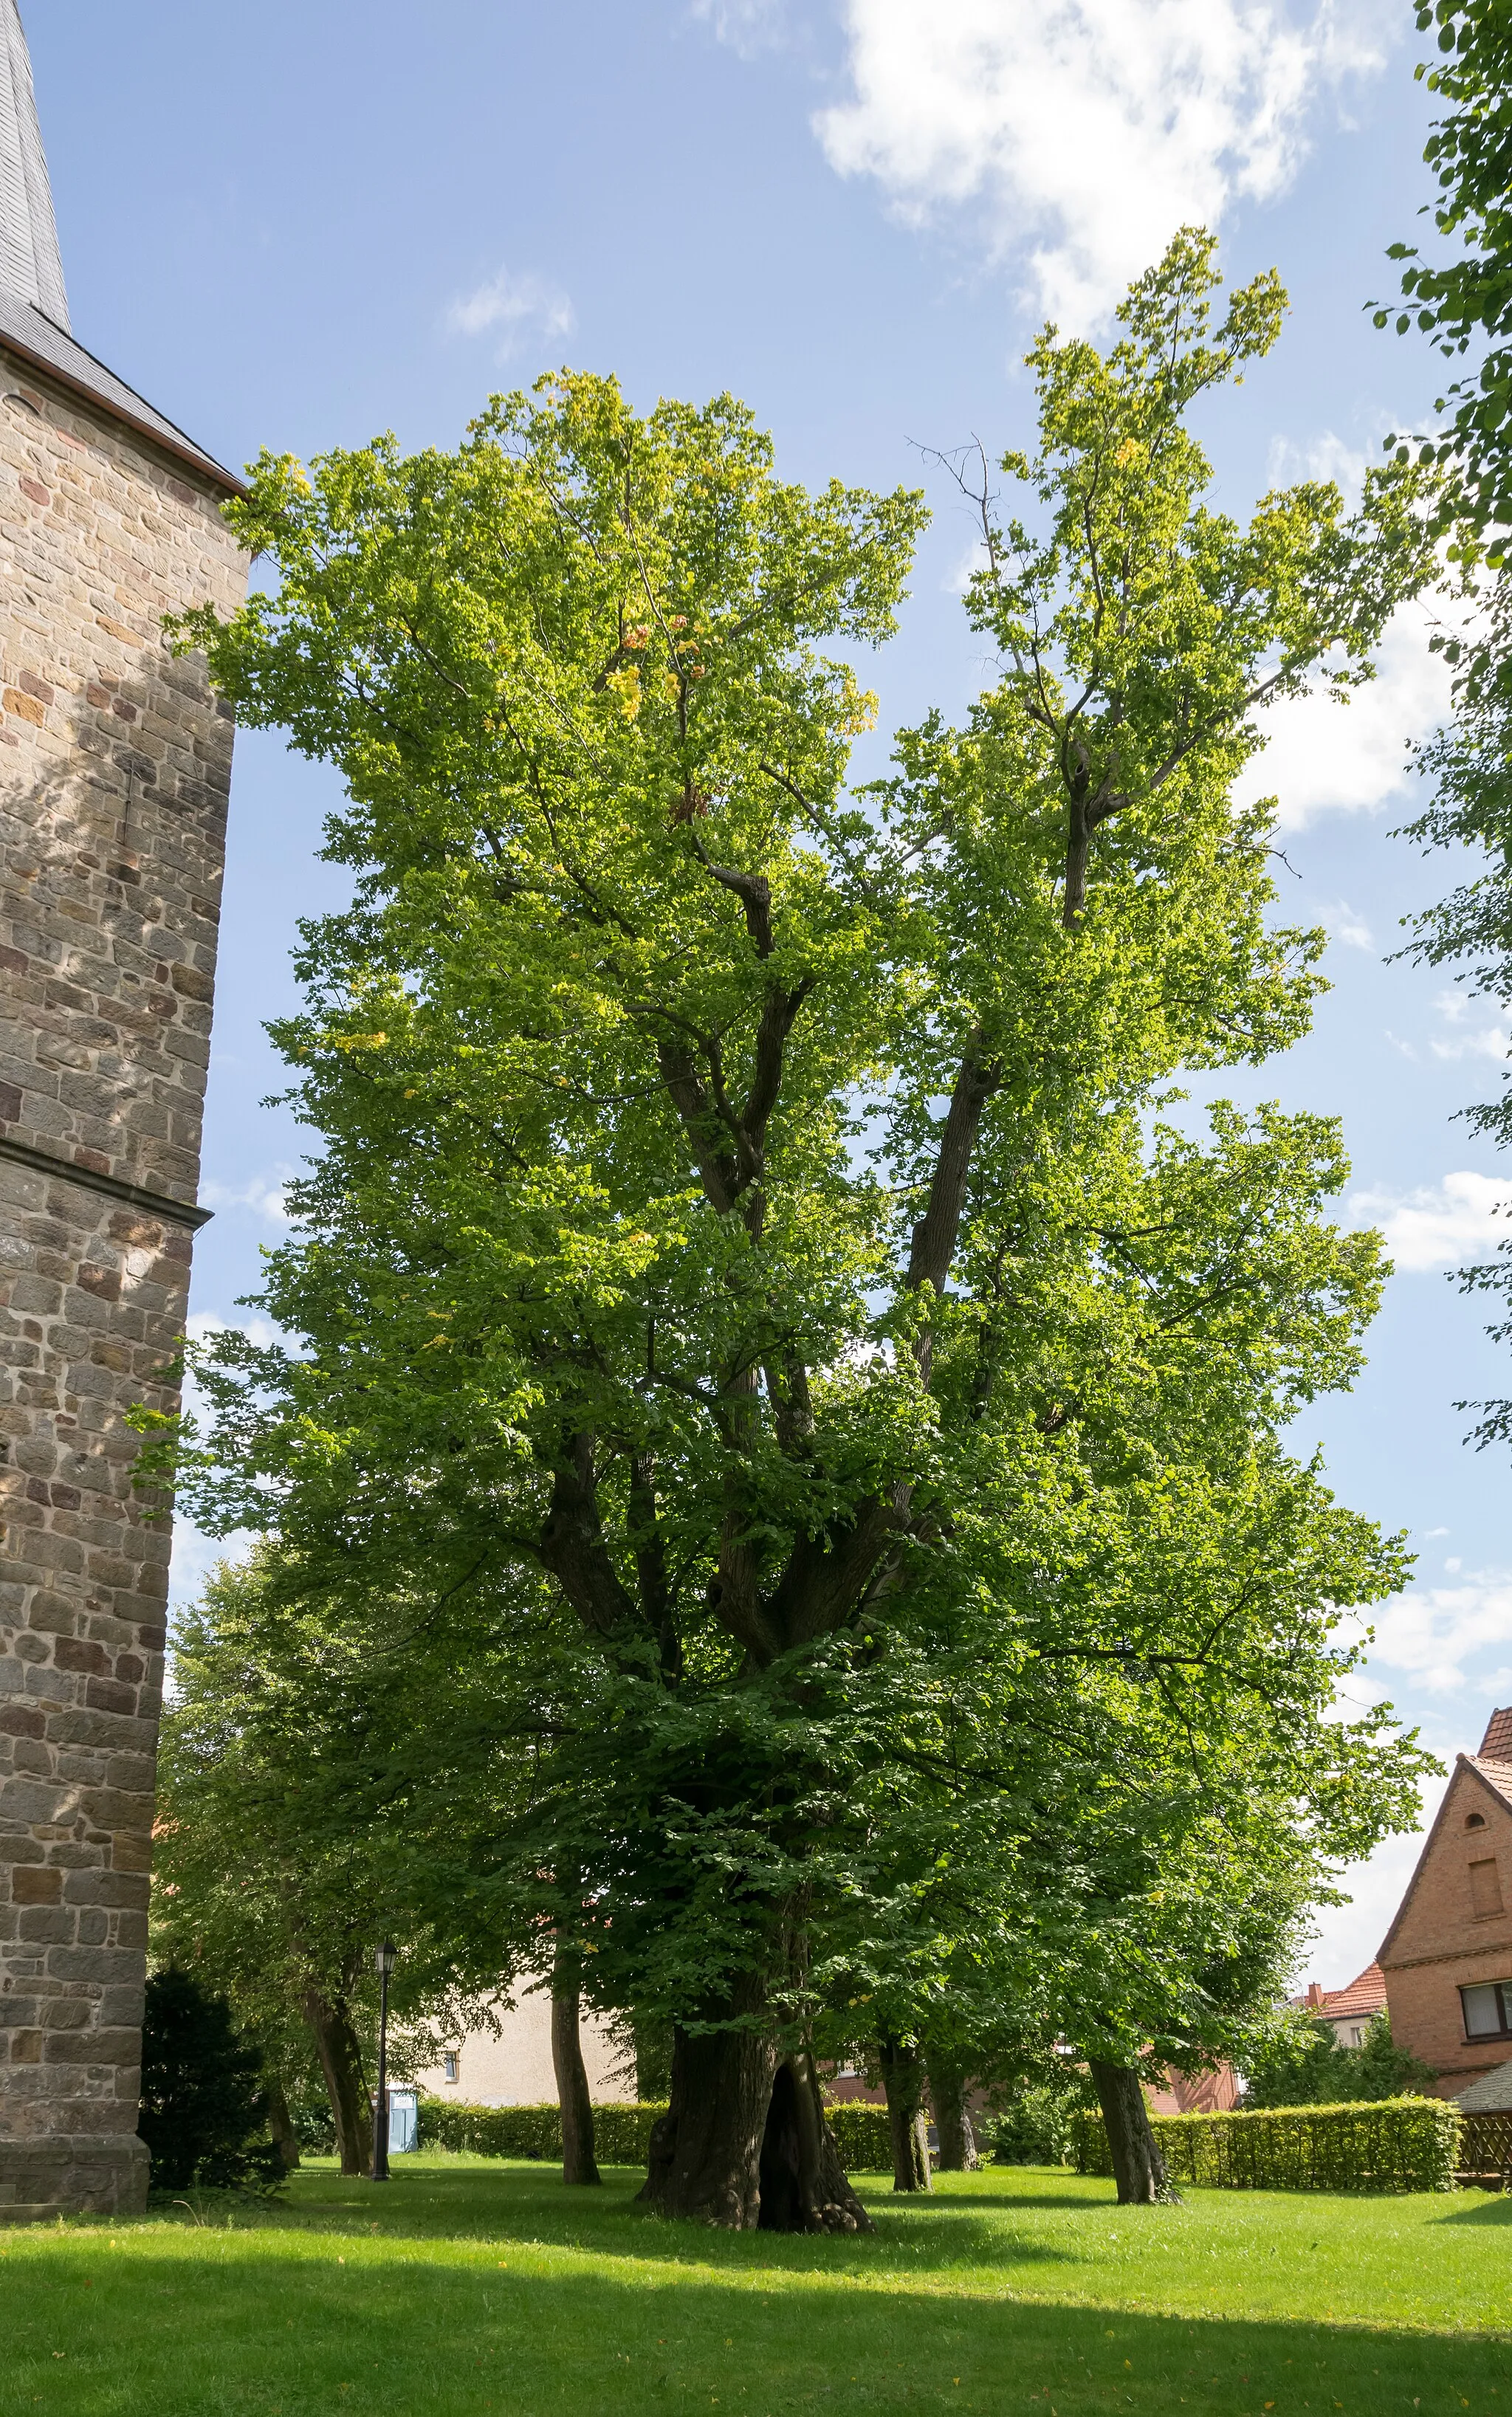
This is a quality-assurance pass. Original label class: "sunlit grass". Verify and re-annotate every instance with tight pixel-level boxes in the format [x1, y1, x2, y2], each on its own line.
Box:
[0, 2155, 1508, 2414]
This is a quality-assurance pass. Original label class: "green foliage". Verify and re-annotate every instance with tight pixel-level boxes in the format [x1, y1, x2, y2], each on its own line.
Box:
[154, 1550, 497, 2077]
[822, 2103, 894, 2173]
[1074, 2096, 1462, 2194]
[416, 2099, 667, 2164]
[1241, 2010, 1438, 2109]
[138, 1968, 284, 2194]
[145, 238, 1437, 2093]
[1378, 2, 1512, 546]
[979, 2060, 1100, 2166]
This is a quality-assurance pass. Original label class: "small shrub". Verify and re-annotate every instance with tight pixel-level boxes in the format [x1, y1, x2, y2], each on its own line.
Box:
[1073, 2096, 1462, 2193]
[138, 1968, 285, 2193]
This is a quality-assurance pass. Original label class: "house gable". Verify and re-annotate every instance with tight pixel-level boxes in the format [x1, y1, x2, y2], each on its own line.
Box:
[1378, 1755, 1512, 1970]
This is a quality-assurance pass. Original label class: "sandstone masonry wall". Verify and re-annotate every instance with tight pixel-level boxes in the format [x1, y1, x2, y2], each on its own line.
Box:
[0, 348, 244, 2216]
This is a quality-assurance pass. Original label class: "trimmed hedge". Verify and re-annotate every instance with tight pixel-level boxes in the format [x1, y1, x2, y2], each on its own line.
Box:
[416, 2094, 896, 2173]
[416, 2099, 666, 2164]
[1073, 2097, 1461, 2194]
[825, 2102, 893, 2173]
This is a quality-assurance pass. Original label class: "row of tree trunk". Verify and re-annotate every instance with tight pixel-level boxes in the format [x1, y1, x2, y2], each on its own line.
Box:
[279, 1984, 1172, 2215]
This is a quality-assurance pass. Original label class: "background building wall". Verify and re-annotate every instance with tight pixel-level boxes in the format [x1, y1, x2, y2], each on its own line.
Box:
[413, 1991, 635, 2109]
[1381, 1761, 1512, 2097]
[0, 357, 244, 2216]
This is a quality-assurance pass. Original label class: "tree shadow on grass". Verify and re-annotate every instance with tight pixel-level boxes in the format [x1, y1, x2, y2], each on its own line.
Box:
[252, 2164, 1078, 2278]
[1439, 2188, 1512, 2224]
[1, 2228, 1508, 2417]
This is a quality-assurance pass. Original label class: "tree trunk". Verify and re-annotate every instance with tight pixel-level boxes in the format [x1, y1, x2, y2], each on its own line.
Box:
[879, 2035, 932, 2193]
[927, 2060, 979, 2173]
[265, 2073, 301, 2170]
[551, 1971, 601, 2187]
[636, 2015, 777, 2226]
[637, 2018, 873, 2232]
[303, 1989, 372, 2178]
[1088, 2060, 1179, 2206]
[757, 2049, 873, 2234]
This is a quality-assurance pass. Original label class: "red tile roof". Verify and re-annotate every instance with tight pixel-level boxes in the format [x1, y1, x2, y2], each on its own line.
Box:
[1480, 1705, 1512, 1761]
[1293, 1962, 1388, 2021]
[1319, 1962, 1388, 2022]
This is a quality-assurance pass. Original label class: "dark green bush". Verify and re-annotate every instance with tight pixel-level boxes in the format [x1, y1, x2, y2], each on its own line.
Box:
[1074, 2096, 1461, 2193]
[138, 1968, 285, 2193]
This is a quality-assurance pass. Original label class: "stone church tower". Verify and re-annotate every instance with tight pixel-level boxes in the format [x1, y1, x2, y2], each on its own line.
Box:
[0, 4, 247, 2215]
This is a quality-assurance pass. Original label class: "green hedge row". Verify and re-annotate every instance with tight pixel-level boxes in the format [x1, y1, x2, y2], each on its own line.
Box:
[1073, 2097, 1461, 2194]
[416, 2098, 667, 2164]
[825, 2102, 893, 2172]
[416, 2094, 896, 2173]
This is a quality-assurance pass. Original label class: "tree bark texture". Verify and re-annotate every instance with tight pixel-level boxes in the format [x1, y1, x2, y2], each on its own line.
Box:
[757, 2050, 873, 2234]
[637, 2023, 873, 2232]
[265, 2074, 301, 2170]
[1088, 2060, 1179, 2206]
[637, 2017, 777, 2227]
[303, 1990, 372, 2178]
[927, 2060, 979, 2173]
[879, 2035, 933, 2193]
[551, 1975, 602, 2187]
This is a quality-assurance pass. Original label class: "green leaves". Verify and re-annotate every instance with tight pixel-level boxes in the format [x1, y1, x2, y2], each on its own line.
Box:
[157, 258, 1432, 2072]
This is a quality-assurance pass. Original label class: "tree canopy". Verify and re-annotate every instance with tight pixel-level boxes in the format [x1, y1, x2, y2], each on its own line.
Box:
[151, 230, 1440, 2219]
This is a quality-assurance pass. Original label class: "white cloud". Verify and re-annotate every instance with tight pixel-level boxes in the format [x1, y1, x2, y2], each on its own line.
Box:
[692, 0, 788, 55]
[1347, 1169, 1509, 1273]
[1359, 1574, 1512, 1695]
[446, 267, 574, 358]
[1315, 898, 1373, 952]
[200, 1169, 293, 1226]
[812, 0, 1388, 325]
[1237, 602, 1451, 833]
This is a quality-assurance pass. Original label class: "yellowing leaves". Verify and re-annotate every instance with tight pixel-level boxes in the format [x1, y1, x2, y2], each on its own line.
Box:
[603, 664, 642, 721]
[330, 1033, 388, 1051]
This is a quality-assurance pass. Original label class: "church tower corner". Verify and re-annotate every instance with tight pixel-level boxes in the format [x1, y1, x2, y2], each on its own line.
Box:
[0, 1, 249, 2218]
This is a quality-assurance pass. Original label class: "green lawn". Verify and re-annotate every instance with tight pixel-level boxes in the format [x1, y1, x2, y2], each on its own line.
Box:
[1, 2156, 1508, 2416]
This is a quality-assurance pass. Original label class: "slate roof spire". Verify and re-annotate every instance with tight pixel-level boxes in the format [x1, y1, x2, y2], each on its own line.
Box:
[0, 0, 66, 326]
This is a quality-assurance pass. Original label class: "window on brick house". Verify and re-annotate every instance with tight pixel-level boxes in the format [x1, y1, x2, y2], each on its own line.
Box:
[1470, 1857, 1505, 1917]
[1465, 1812, 1487, 1830]
[1460, 1980, 1512, 2038]
[442, 2051, 460, 2084]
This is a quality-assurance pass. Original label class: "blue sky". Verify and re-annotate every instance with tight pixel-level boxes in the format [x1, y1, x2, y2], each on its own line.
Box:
[31, 0, 1512, 1986]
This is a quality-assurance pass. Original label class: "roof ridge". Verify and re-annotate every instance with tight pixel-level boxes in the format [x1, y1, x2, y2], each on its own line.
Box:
[0, 2, 66, 326]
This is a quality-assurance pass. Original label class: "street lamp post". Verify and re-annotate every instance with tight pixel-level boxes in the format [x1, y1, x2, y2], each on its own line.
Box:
[372, 1939, 396, 2183]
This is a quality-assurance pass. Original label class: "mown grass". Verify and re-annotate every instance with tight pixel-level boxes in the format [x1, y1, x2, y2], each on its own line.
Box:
[0, 2155, 1508, 2416]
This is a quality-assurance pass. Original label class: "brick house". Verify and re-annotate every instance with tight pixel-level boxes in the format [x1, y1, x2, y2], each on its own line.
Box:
[1291, 1961, 1388, 2049]
[1378, 1707, 1512, 2097]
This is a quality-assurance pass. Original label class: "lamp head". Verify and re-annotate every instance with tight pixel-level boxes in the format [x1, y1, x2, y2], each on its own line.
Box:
[375, 1939, 396, 1978]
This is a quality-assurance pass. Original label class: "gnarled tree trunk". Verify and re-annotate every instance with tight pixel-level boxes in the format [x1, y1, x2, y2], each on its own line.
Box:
[1089, 2060, 1178, 2205]
[551, 1963, 601, 2187]
[927, 2057, 979, 2173]
[757, 2049, 873, 2233]
[879, 2034, 932, 2193]
[303, 1989, 372, 2177]
[638, 2009, 872, 2232]
[638, 2012, 777, 2225]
